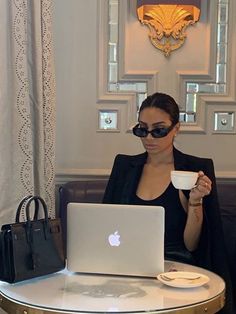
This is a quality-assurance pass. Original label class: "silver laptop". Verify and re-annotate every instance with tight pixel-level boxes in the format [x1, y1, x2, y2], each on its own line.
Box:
[66, 203, 164, 277]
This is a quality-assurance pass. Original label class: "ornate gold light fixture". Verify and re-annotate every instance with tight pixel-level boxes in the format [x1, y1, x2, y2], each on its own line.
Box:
[137, 0, 201, 57]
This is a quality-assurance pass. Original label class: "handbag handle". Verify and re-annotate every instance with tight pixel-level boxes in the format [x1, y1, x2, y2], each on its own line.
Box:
[15, 195, 40, 223]
[24, 196, 50, 269]
[25, 196, 49, 222]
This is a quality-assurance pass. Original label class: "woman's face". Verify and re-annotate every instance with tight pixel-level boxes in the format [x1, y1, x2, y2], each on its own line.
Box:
[138, 107, 179, 155]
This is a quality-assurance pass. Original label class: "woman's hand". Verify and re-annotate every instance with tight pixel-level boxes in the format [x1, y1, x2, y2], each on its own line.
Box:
[189, 171, 212, 205]
[184, 171, 211, 251]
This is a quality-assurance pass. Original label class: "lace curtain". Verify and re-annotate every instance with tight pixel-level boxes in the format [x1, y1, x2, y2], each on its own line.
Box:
[0, 0, 56, 223]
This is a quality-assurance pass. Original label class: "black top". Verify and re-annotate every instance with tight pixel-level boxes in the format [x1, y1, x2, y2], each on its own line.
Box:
[131, 182, 195, 264]
[132, 183, 186, 249]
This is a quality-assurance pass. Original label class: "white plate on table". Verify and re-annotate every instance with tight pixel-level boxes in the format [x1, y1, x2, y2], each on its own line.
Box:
[157, 271, 209, 288]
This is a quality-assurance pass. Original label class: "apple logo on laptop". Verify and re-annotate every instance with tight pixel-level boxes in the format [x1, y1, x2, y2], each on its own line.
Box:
[108, 231, 120, 246]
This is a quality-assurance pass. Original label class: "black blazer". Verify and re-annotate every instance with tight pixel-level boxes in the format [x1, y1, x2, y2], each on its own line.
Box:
[103, 147, 233, 313]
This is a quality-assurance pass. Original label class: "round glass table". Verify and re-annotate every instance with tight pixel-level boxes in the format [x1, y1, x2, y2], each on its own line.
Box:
[0, 261, 225, 314]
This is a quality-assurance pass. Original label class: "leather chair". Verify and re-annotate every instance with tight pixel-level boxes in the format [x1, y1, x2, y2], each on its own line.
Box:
[58, 180, 108, 252]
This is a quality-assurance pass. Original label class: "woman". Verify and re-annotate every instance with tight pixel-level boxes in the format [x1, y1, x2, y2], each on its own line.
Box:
[103, 92, 233, 313]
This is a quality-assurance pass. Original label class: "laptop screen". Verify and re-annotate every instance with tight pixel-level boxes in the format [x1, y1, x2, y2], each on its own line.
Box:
[67, 203, 164, 277]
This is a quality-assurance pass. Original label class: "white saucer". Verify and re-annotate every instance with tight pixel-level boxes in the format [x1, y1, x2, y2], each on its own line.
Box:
[157, 271, 209, 288]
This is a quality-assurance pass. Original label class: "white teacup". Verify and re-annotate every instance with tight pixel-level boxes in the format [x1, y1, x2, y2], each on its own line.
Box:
[171, 170, 198, 190]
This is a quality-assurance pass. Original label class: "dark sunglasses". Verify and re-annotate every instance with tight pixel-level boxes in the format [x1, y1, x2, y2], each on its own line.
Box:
[132, 123, 174, 138]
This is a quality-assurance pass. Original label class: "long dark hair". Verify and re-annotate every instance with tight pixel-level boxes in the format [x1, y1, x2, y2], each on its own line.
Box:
[139, 92, 180, 125]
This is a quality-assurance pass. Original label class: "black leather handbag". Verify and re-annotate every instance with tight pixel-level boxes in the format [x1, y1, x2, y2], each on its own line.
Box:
[0, 195, 65, 283]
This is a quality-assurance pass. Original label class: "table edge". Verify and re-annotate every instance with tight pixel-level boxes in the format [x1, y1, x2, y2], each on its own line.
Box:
[0, 289, 225, 314]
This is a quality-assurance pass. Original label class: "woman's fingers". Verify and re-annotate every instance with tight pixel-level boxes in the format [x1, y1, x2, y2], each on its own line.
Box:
[196, 173, 212, 196]
[190, 172, 212, 199]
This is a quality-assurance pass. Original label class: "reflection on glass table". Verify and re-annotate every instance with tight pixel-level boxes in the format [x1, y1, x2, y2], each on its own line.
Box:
[0, 261, 225, 314]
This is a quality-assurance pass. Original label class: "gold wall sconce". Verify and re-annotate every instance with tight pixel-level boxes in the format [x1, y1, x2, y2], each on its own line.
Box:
[137, 0, 201, 57]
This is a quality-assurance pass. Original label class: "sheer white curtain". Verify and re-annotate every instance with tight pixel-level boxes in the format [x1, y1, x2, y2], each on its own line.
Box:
[0, 0, 56, 223]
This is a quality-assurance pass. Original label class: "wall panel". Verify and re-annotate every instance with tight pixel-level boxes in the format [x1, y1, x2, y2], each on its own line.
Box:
[53, 0, 236, 183]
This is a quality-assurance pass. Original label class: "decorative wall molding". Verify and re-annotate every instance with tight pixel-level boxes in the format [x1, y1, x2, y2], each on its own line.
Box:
[178, 0, 236, 133]
[97, 0, 236, 134]
[97, 0, 158, 130]
[56, 169, 110, 185]
[56, 169, 236, 186]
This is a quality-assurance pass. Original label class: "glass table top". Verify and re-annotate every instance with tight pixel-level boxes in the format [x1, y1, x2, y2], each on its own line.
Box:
[0, 261, 225, 313]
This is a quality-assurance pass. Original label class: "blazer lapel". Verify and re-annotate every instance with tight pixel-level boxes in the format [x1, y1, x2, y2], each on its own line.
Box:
[173, 147, 192, 198]
[120, 152, 147, 204]
[173, 147, 188, 171]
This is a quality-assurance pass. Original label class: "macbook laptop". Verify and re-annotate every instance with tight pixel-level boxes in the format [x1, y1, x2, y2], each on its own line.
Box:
[66, 203, 164, 277]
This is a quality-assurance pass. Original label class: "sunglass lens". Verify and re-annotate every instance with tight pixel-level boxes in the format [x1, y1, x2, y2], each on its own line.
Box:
[151, 128, 168, 138]
[133, 125, 173, 138]
[133, 127, 147, 137]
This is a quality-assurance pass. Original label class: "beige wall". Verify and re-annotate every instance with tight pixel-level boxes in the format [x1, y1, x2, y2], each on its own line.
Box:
[53, 0, 236, 184]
